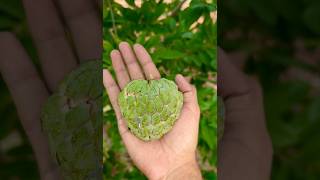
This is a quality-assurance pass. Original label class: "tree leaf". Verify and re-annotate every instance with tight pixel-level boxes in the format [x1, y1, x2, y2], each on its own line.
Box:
[153, 48, 185, 60]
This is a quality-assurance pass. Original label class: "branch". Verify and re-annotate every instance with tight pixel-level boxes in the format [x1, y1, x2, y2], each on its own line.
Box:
[170, 0, 188, 17]
[107, 0, 117, 36]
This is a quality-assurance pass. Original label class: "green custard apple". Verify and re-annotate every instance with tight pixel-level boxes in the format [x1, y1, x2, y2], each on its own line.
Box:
[118, 78, 183, 141]
[41, 60, 103, 180]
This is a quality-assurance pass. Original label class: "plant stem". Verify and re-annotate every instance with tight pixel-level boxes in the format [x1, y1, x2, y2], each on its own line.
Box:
[107, 0, 117, 36]
[170, 0, 188, 17]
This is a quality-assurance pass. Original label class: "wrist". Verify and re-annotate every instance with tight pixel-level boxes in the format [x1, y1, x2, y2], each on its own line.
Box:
[149, 159, 202, 180]
[164, 160, 202, 180]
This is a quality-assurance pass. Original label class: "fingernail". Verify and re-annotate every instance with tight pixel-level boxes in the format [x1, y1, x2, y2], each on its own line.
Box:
[176, 74, 184, 80]
[133, 43, 141, 49]
[110, 49, 119, 57]
[119, 41, 129, 48]
[175, 74, 184, 82]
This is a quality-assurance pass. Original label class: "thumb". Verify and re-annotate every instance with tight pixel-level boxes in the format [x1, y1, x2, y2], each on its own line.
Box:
[165, 74, 200, 146]
[175, 74, 200, 119]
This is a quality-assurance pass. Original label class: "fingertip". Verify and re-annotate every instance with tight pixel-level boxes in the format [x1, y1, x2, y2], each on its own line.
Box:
[102, 69, 109, 76]
[175, 74, 189, 86]
[175, 74, 193, 93]
[110, 50, 123, 64]
[119, 41, 130, 49]
[133, 43, 141, 47]
[103, 69, 117, 87]
[110, 49, 120, 57]
[175, 74, 184, 82]
[133, 43, 143, 50]
[192, 85, 197, 92]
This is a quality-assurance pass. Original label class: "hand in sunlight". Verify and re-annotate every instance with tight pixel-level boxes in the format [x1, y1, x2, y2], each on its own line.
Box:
[103, 42, 202, 180]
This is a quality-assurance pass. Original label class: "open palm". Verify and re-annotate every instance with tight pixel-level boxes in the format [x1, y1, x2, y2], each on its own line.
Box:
[103, 42, 201, 179]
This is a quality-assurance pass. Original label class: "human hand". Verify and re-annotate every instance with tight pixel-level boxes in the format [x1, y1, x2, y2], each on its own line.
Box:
[0, 0, 101, 179]
[218, 48, 273, 180]
[103, 42, 202, 180]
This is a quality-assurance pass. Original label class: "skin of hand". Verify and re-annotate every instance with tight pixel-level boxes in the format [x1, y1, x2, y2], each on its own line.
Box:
[218, 48, 273, 180]
[103, 42, 202, 180]
[0, 0, 101, 179]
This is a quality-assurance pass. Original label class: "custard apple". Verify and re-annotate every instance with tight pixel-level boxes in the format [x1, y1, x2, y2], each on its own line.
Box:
[41, 60, 103, 179]
[118, 78, 183, 141]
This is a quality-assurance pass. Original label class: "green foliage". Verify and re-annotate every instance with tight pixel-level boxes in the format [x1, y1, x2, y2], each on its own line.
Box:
[103, 0, 217, 179]
[220, 0, 320, 179]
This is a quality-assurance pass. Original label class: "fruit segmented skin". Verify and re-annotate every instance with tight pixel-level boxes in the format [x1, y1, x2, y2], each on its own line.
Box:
[118, 78, 183, 141]
[41, 60, 103, 180]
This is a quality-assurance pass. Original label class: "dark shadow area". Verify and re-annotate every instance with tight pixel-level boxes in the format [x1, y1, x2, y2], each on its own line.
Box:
[0, 0, 102, 179]
[219, 0, 320, 179]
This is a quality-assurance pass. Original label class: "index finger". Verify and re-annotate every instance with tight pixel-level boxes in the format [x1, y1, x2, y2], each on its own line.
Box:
[103, 69, 121, 119]
[103, 69, 142, 146]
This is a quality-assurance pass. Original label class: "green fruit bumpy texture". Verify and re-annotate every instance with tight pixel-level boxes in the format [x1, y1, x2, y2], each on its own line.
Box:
[41, 60, 102, 180]
[118, 78, 183, 141]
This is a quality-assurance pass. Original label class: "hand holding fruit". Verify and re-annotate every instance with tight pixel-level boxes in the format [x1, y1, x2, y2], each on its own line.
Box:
[103, 42, 202, 180]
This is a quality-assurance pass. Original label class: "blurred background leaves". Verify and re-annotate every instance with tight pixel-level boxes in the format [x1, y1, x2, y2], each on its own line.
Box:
[103, 0, 217, 179]
[220, 0, 320, 179]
